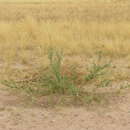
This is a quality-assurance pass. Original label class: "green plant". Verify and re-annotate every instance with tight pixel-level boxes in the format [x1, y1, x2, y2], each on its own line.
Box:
[98, 79, 112, 88]
[43, 48, 80, 95]
[120, 83, 130, 89]
[85, 63, 110, 82]
[2, 48, 80, 97]
[1, 47, 116, 105]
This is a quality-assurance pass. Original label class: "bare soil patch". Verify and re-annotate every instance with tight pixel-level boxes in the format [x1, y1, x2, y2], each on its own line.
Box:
[0, 85, 129, 130]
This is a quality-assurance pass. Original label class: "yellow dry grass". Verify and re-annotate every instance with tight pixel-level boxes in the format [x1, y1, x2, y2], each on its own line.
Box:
[0, 0, 130, 80]
[1, 20, 130, 59]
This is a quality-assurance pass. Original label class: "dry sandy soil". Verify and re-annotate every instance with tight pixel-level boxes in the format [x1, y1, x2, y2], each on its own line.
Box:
[0, 1, 130, 130]
[0, 85, 129, 130]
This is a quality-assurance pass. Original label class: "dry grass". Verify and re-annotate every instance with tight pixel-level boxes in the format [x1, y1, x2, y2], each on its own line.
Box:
[0, 0, 129, 108]
[1, 20, 130, 59]
[0, 0, 130, 82]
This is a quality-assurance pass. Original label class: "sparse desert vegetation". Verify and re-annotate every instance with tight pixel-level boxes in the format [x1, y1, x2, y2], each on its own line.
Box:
[0, 0, 130, 130]
[0, 0, 130, 99]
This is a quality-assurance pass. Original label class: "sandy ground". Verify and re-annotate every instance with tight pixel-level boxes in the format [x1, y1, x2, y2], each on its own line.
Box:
[0, 85, 129, 130]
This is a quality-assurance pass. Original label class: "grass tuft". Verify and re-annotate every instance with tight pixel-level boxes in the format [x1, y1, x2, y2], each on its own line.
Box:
[42, 48, 80, 95]
[85, 63, 110, 82]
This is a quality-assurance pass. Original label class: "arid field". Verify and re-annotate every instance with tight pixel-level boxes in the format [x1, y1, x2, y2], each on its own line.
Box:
[0, 0, 130, 130]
